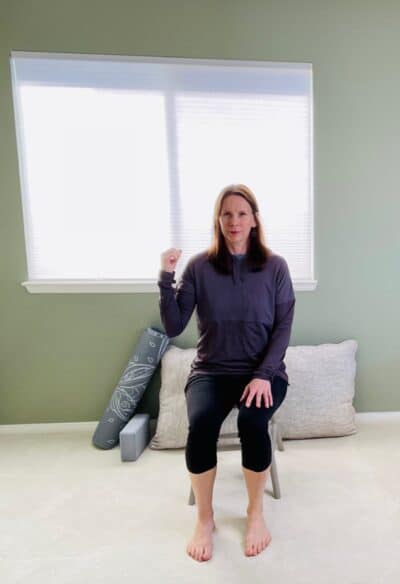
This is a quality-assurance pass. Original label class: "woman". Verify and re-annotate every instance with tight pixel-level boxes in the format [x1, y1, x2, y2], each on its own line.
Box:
[158, 184, 295, 562]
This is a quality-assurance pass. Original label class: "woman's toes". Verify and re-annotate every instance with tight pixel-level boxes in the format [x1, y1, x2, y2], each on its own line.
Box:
[186, 520, 214, 562]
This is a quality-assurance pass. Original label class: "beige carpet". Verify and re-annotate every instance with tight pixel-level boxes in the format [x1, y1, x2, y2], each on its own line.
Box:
[1, 413, 399, 584]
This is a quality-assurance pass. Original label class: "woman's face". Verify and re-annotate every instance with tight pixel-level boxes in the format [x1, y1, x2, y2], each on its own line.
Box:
[218, 194, 257, 252]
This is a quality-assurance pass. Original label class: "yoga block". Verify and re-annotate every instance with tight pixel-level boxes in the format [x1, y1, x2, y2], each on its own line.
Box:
[120, 413, 150, 462]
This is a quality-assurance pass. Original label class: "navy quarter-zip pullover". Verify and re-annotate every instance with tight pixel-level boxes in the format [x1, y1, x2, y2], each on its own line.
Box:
[158, 251, 296, 384]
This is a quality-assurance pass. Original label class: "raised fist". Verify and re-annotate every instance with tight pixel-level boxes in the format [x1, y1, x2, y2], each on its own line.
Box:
[160, 248, 182, 273]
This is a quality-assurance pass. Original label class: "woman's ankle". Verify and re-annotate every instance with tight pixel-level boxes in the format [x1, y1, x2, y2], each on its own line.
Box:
[197, 512, 215, 524]
[246, 505, 264, 517]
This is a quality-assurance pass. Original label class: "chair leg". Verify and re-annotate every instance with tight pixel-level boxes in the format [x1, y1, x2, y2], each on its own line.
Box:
[269, 449, 281, 499]
[269, 420, 281, 499]
[276, 422, 285, 452]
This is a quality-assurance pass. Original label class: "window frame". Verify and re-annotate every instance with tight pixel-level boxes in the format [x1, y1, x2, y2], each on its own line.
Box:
[10, 51, 317, 294]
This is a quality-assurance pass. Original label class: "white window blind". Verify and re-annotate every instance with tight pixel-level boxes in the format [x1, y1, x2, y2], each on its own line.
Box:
[10, 52, 315, 293]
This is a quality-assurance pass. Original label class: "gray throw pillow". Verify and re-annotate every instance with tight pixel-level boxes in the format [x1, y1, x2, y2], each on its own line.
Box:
[274, 340, 358, 438]
[150, 340, 358, 449]
[92, 327, 170, 449]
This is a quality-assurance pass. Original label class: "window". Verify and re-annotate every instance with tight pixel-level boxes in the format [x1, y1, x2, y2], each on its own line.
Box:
[10, 52, 316, 293]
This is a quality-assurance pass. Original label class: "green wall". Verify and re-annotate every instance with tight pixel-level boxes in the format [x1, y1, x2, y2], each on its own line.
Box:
[1, 0, 399, 424]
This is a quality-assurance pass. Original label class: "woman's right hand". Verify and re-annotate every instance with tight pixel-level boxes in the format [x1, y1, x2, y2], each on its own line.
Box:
[160, 248, 182, 273]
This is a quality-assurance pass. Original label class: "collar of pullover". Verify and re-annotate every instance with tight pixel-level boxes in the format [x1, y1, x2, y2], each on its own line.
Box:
[231, 253, 246, 284]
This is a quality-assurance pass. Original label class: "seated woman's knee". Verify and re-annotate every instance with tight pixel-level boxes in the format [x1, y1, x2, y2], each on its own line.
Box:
[188, 408, 221, 439]
[237, 406, 269, 437]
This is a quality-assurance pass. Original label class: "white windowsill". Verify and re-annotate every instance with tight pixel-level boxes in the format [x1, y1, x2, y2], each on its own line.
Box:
[21, 279, 318, 293]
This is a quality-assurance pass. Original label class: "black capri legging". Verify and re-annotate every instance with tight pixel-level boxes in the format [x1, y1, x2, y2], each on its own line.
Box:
[184, 373, 288, 474]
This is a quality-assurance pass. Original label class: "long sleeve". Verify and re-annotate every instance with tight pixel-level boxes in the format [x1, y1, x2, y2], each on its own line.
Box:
[252, 258, 296, 382]
[157, 260, 197, 338]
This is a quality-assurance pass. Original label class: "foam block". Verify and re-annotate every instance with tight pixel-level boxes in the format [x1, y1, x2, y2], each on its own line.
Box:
[120, 413, 150, 461]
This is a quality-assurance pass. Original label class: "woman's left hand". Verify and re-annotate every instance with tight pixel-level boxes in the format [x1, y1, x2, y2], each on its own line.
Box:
[240, 378, 273, 408]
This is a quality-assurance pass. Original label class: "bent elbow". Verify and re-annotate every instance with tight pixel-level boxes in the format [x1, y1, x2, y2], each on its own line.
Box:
[163, 319, 184, 338]
[165, 327, 182, 339]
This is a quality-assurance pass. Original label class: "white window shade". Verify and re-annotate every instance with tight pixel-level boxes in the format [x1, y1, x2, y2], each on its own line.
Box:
[10, 52, 315, 293]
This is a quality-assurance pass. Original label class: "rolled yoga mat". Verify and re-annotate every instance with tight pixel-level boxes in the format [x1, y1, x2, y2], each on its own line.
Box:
[92, 327, 170, 449]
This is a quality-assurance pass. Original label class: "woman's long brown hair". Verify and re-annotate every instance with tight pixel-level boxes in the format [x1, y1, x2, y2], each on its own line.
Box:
[207, 184, 272, 274]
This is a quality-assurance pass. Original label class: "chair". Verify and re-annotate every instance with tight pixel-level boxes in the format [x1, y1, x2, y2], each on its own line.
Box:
[188, 415, 284, 505]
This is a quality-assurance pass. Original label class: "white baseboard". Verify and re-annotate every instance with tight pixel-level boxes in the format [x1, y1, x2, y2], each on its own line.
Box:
[354, 411, 400, 420]
[0, 411, 399, 434]
[0, 421, 98, 434]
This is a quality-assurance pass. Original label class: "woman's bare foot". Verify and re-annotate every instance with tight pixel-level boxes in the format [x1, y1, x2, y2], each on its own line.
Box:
[186, 517, 216, 562]
[244, 512, 272, 556]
